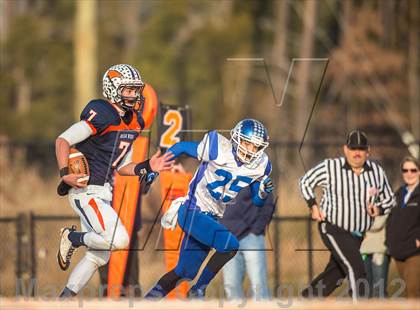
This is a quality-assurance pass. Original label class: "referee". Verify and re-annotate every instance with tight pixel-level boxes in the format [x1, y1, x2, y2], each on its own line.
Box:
[299, 130, 394, 300]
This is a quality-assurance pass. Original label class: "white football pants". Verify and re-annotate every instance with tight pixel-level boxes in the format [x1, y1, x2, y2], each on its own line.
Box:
[65, 184, 129, 293]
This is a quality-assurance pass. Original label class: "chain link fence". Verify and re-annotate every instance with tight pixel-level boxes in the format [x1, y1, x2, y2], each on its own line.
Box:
[0, 215, 23, 296]
[1, 213, 321, 298]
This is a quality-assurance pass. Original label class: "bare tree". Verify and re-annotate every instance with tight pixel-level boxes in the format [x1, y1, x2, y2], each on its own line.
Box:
[13, 67, 30, 114]
[379, 0, 396, 47]
[269, 0, 290, 138]
[122, 1, 142, 62]
[408, 0, 419, 140]
[74, 0, 97, 120]
[267, 0, 291, 212]
[295, 0, 318, 141]
[329, 4, 418, 157]
[2, 0, 31, 114]
[340, 0, 354, 131]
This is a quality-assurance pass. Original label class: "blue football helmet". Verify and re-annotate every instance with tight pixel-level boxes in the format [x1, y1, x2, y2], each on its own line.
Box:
[230, 119, 269, 165]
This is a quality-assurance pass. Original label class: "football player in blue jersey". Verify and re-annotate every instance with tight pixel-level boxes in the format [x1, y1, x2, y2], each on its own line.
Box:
[145, 119, 274, 299]
[55, 64, 174, 297]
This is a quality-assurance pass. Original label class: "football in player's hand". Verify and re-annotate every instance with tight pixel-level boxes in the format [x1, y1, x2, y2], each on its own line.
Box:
[69, 148, 90, 185]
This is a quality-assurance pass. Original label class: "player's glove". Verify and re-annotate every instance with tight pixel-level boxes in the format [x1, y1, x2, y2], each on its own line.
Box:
[146, 171, 159, 185]
[258, 176, 274, 199]
[140, 171, 159, 194]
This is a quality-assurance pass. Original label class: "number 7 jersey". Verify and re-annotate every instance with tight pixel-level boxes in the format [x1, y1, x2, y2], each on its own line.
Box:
[185, 131, 272, 217]
[75, 99, 144, 186]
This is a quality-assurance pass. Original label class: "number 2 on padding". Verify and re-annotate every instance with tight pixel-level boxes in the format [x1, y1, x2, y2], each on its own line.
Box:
[160, 110, 183, 148]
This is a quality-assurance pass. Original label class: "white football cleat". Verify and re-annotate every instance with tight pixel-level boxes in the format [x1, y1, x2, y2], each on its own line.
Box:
[57, 225, 77, 271]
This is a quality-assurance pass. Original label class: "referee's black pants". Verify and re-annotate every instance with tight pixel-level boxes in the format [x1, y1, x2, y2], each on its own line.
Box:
[301, 222, 367, 300]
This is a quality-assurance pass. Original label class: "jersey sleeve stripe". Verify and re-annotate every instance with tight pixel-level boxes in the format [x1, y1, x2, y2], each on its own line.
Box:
[85, 120, 97, 135]
[208, 131, 219, 160]
[264, 160, 272, 176]
[100, 122, 130, 136]
[186, 162, 209, 209]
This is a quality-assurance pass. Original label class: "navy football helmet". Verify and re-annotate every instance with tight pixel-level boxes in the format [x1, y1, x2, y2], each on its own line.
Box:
[230, 119, 269, 165]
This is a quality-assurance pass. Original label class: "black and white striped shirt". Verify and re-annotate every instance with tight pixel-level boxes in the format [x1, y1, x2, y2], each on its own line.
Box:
[299, 157, 395, 232]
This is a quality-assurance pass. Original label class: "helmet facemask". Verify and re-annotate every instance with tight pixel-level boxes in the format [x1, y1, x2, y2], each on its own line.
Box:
[231, 129, 269, 166]
[117, 83, 145, 112]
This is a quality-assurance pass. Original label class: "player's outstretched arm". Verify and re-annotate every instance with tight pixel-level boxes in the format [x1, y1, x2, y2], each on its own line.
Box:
[167, 141, 199, 160]
[118, 149, 175, 176]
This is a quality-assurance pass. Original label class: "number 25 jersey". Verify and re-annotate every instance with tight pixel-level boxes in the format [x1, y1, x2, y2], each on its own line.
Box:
[185, 131, 272, 217]
[75, 99, 144, 186]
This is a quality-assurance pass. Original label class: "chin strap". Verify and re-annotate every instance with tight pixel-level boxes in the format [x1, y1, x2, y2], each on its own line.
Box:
[121, 94, 144, 112]
[111, 102, 126, 116]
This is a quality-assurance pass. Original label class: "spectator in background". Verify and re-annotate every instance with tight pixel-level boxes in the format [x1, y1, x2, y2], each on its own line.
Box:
[221, 187, 275, 300]
[360, 214, 390, 298]
[386, 156, 420, 298]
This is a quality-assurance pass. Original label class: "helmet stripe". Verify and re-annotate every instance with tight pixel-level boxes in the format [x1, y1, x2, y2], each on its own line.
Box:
[126, 65, 136, 80]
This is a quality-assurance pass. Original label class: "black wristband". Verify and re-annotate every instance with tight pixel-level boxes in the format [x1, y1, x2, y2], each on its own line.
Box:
[59, 167, 69, 178]
[306, 198, 317, 209]
[134, 160, 152, 176]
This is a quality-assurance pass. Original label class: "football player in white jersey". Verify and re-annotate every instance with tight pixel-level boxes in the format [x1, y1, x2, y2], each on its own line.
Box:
[145, 119, 274, 299]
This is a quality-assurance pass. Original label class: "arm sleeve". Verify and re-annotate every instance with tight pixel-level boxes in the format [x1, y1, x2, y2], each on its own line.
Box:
[264, 160, 272, 176]
[377, 167, 395, 214]
[196, 131, 219, 161]
[250, 194, 275, 235]
[59, 121, 93, 145]
[167, 141, 199, 159]
[299, 160, 328, 208]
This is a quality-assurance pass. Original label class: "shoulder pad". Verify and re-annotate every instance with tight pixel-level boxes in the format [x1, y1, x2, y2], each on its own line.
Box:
[80, 99, 120, 134]
[136, 111, 145, 130]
